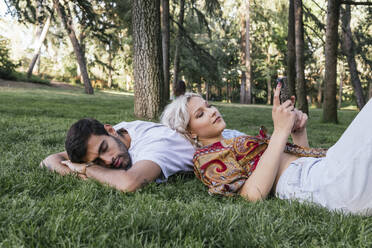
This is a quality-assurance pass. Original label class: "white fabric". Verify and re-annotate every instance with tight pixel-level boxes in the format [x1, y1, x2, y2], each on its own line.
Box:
[276, 99, 372, 215]
[113, 121, 195, 182]
[222, 129, 246, 139]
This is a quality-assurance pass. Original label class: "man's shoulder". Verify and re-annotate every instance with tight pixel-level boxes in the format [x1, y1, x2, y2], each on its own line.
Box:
[114, 120, 164, 130]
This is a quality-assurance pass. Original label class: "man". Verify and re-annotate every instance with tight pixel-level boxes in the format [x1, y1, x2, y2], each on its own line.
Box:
[41, 118, 195, 192]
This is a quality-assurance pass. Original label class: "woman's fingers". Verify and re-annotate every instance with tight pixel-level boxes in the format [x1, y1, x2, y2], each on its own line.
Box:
[273, 82, 281, 107]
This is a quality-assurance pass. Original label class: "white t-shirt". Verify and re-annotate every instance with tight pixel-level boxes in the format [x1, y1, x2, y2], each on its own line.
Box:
[113, 121, 195, 182]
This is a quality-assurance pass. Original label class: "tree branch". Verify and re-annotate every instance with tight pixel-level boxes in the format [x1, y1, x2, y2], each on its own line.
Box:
[341, 1, 372, 5]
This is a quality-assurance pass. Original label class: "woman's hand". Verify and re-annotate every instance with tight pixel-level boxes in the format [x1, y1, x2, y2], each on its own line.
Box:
[292, 108, 308, 133]
[272, 83, 296, 135]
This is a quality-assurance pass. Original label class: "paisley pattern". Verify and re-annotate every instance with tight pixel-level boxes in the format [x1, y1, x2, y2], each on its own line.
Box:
[193, 127, 327, 196]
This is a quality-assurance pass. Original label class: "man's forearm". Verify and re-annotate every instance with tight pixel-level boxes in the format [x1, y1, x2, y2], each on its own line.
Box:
[41, 151, 71, 175]
[85, 165, 142, 192]
[84, 160, 162, 192]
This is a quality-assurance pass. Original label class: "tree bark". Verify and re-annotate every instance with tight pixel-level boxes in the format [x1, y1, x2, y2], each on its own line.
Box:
[27, 15, 51, 78]
[205, 81, 209, 101]
[287, 0, 296, 97]
[240, 72, 246, 104]
[132, 0, 164, 119]
[108, 42, 112, 88]
[294, 0, 309, 115]
[341, 5, 366, 110]
[244, 0, 252, 104]
[54, 0, 93, 94]
[266, 52, 272, 105]
[172, 0, 185, 98]
[161, 0, 170, 101]
[338, 65, 344, 109]
[323, 0, 340, 123]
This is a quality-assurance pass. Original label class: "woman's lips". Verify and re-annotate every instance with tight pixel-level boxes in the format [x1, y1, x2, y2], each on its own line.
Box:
[213, 116, 221, 124]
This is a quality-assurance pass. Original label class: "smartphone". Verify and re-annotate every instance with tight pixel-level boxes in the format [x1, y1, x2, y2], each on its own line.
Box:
[276, 77, 290, 104]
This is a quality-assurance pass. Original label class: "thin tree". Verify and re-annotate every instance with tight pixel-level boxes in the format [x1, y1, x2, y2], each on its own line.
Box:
[287, 0, 296, 97]
[323, 0, 340, 123]
[244, 0, 252, 104]
[132, 0, 164, 119]
[27, 15, 51, 78]
[172, 0, 185, 98]
[54, 0, 93, 94]
[161, 0, 170, 101]
[341, 5, 366, 109]
[294, 0, 308, 114]
[240, 0, 252, 104]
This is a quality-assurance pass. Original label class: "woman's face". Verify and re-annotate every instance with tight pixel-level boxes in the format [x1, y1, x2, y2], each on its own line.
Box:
[187, 96, 226, 142]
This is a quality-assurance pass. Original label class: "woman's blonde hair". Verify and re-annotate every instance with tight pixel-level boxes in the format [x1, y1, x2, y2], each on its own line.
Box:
[160, 92, 203, 147]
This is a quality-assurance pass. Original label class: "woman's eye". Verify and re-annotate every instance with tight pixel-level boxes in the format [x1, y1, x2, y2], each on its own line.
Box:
[197, 112, 204, 118]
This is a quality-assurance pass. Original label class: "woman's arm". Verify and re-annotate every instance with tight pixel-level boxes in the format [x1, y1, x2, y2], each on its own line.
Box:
[239, 84, 296, 202]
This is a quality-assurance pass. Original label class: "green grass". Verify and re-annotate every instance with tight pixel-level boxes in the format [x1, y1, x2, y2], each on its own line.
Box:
[1, 84, 371, 247]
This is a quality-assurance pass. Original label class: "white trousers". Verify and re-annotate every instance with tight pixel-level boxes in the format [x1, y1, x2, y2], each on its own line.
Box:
[276, 99, 372, 215]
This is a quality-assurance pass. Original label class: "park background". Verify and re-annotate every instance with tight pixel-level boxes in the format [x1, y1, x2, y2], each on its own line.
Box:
[1, 0, 372, 247]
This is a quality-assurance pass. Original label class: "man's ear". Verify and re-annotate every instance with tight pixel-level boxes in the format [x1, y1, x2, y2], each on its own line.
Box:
[104, 124, 118, 136]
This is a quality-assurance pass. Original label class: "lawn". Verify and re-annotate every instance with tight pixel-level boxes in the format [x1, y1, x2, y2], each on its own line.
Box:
[1, 83, 371, 247]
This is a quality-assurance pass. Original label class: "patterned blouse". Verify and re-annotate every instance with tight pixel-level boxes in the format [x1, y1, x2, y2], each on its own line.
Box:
[193, 127, 327, 196]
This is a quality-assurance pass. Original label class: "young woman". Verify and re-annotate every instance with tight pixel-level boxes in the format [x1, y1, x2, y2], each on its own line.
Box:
[160, 83, 372, 215]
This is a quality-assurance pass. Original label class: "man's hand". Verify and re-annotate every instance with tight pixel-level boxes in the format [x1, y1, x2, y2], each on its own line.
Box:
[61, 160, 88, 179]
[61, 160, 85, 174]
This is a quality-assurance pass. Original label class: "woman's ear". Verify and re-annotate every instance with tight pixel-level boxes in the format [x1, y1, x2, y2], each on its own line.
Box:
[104, 124, 118, 137]
[190, 132, 197, 140]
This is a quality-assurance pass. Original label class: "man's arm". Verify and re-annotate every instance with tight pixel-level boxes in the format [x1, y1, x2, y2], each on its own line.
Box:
[64, 160, 162, 192]
[41, 151, 72, 175]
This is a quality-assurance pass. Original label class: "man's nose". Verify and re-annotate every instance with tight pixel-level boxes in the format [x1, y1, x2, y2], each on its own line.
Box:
[101, 154, 113, 166]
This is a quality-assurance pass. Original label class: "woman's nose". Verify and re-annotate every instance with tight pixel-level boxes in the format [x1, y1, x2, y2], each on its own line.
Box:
[209, 107, 217, 117]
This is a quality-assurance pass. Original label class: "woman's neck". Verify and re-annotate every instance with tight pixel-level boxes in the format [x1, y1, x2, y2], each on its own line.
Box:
[199, 135, 224, 147]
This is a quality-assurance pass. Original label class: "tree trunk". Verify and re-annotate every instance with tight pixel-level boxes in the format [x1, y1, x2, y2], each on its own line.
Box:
[108, 42, 112, 88]
[161, 0, 170, 101]
[341, 5, 366, 110]
[54, 0, 93, 94]
[132, 0, 164, 119]
[294, 0, 309, 115]
[338, 66, 344, 109]
[287, 0, 296, 97]
[240, 72, 246, 104]
[244, 0, 252, 104]
[266, 52, 272, 105]
[205, 81, 209, 101]
[369, 82, 372, 100]
[27, 15, 51, 78]
[323, 0, 340, 123]
[172, 0, 185, 98]
[316, 78, 323, 108]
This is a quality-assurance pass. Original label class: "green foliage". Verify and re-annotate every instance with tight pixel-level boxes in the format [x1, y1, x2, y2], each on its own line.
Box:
[1, 85, 370, 247]
[0, 36, 18, 80]
[11, 71, 50, 85]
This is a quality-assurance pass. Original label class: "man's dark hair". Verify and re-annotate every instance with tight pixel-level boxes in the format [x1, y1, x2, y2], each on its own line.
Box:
[175, 80, 186, 97]
[65, 118, 108, 163]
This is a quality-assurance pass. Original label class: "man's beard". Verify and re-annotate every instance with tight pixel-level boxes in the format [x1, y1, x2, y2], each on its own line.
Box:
[112, 135, 132, 170]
